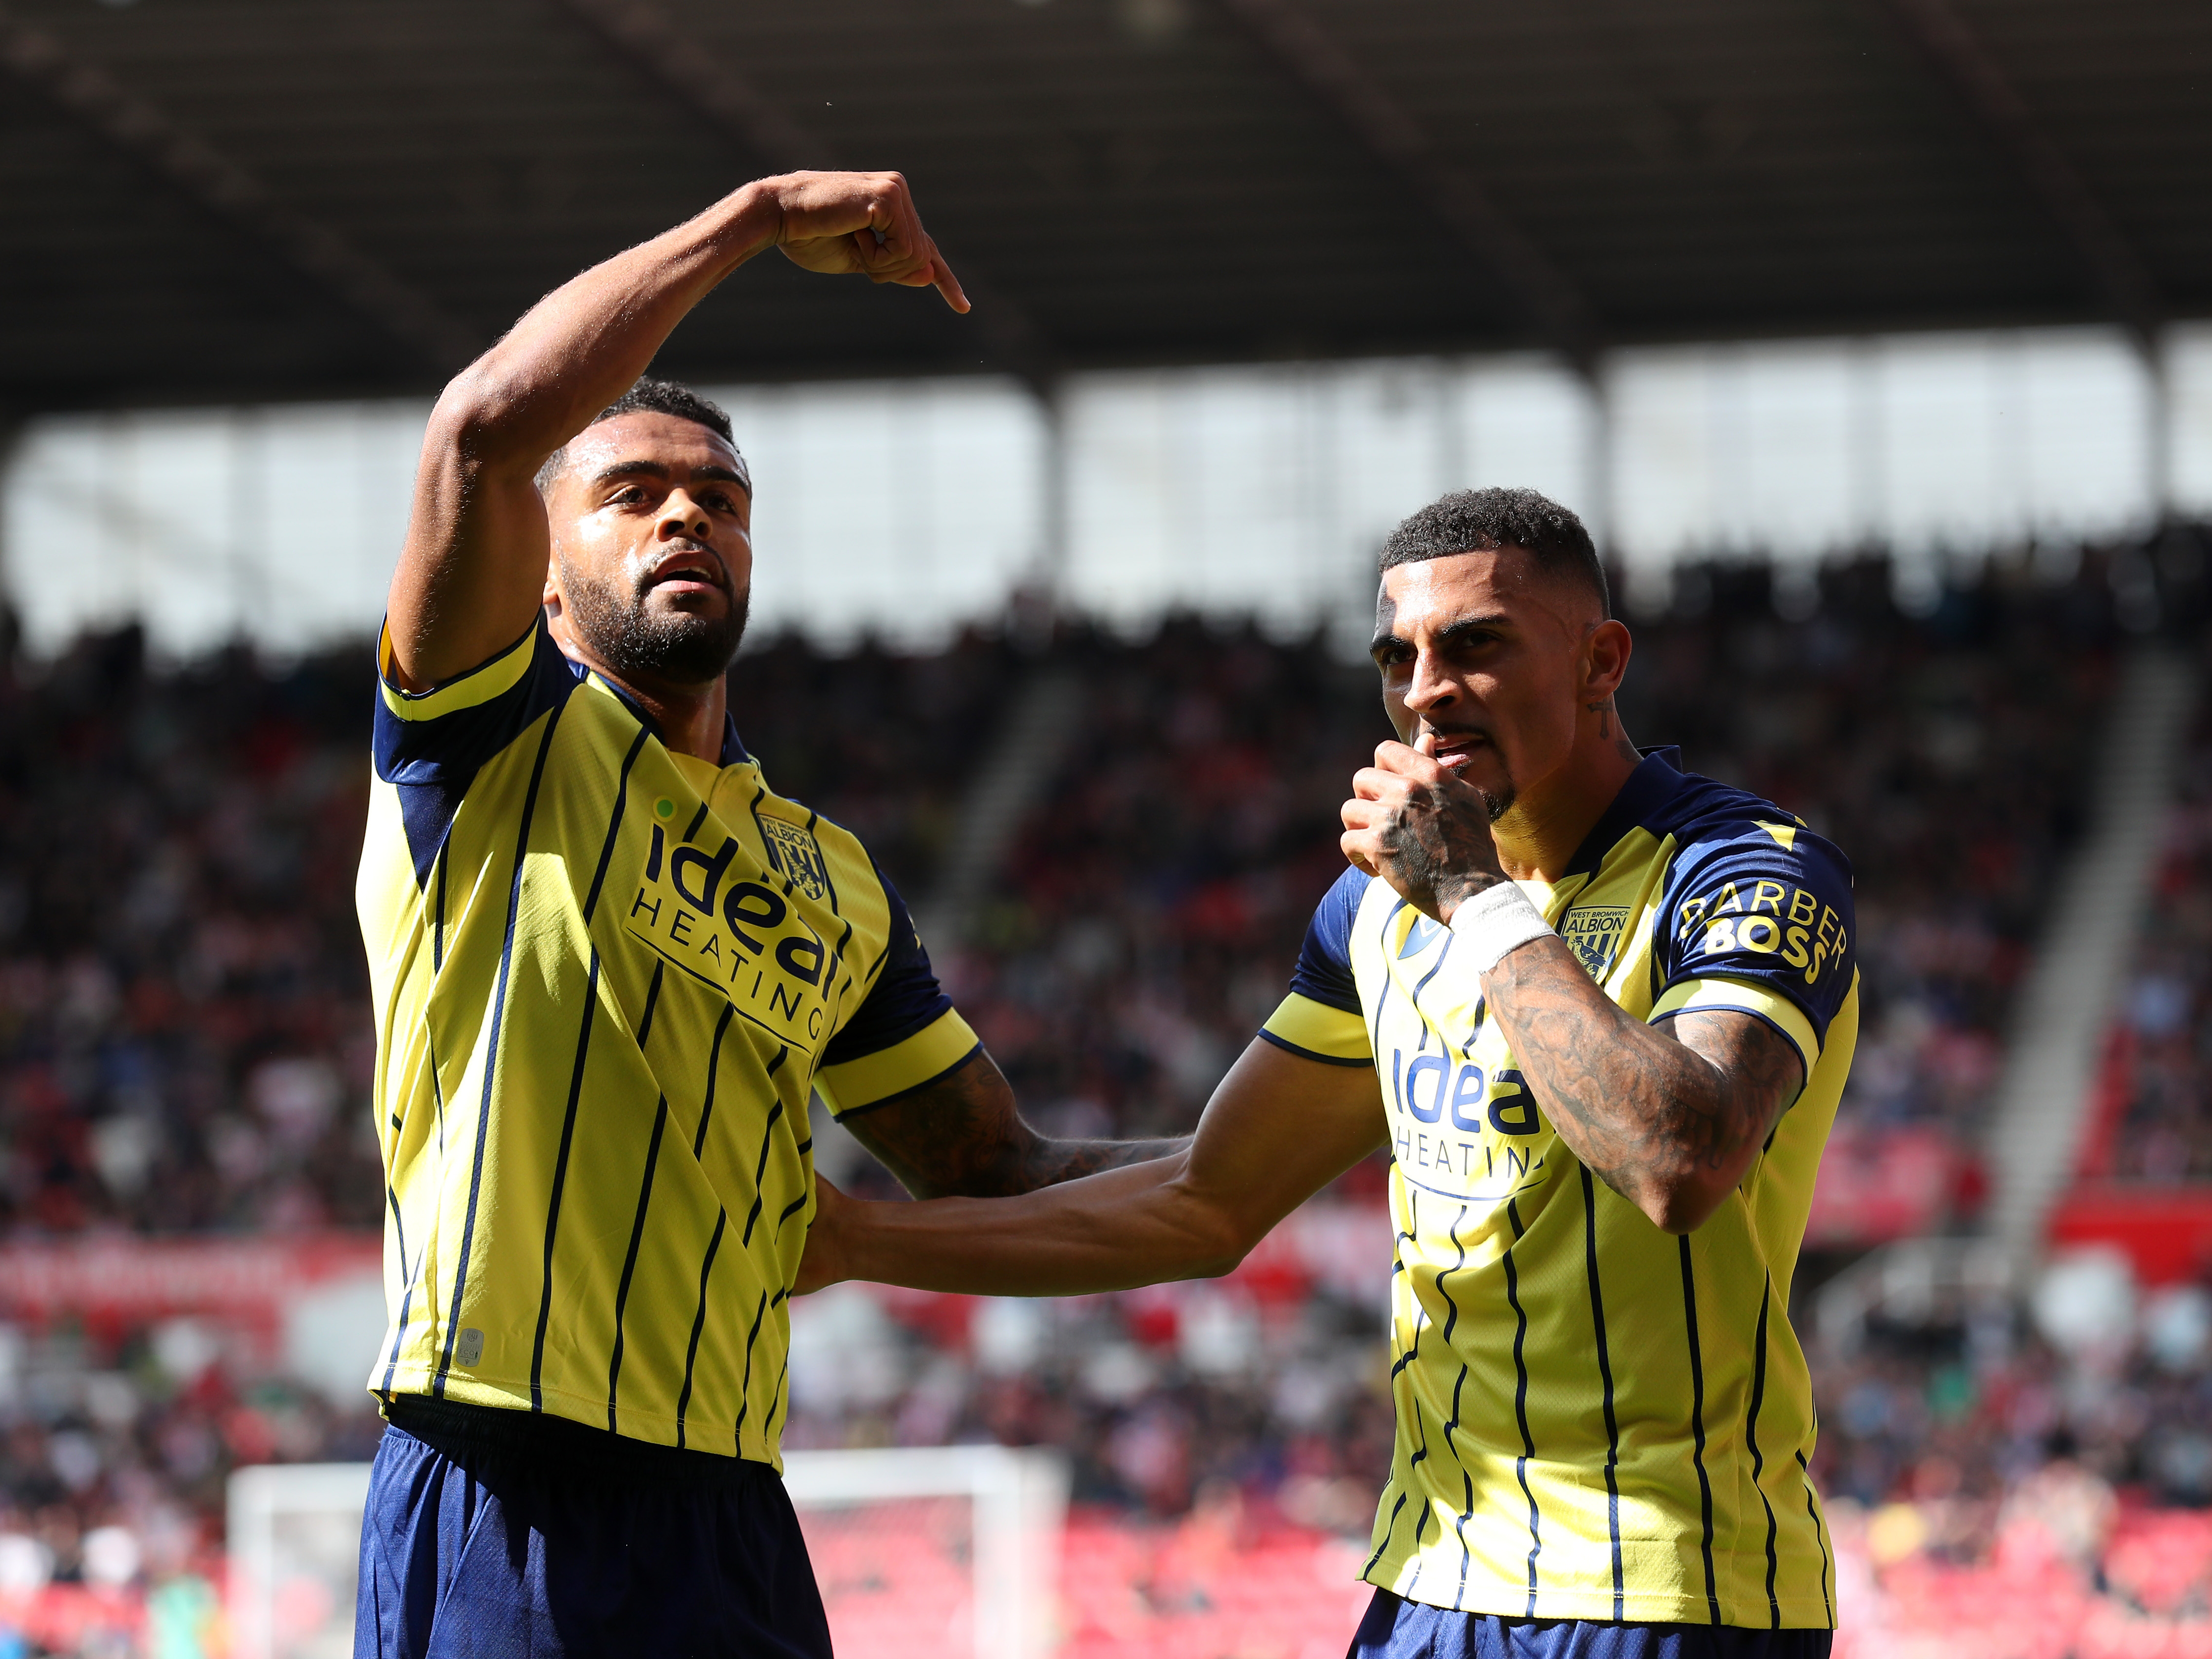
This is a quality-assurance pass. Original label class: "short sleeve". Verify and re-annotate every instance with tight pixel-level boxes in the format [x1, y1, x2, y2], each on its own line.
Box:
[1651, 822, 1855, 1081]
[373, 615, 578, 783]
[373, 616, 581, 883]
[1258, 866, 1373, 1068]
[816, 865, 978, 1114]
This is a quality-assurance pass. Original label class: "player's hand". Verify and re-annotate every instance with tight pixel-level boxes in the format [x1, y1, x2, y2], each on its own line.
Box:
[766, 171, 970, 312]
[793, 1173, 855, 1295]
[1341, 736, 1509, 923]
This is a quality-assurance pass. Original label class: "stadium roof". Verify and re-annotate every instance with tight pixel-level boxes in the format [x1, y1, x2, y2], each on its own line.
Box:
[3, 0, 2208, 415]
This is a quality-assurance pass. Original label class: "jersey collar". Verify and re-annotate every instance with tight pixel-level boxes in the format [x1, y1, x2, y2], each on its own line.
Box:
[1558, 747, 1687, 879]
[572, 654, 752, 768]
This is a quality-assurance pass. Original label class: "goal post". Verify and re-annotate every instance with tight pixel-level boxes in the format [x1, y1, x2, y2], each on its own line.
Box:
[225, 1445, 1069, 1659]
[227, 1461, 373, 1659]
[783, 1445, 1071, 1659]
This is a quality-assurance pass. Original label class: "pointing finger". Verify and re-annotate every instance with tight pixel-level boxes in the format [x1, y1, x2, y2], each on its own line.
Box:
[930, 251, 971, 313]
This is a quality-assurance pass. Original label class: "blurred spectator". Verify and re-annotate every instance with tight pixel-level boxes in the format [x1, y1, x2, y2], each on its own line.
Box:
[2109, 707, 2212, 1180]
[1622, 558, 2121, 1154]
[0, 536, 2199, 1651]
[0, 627, 381, 1238]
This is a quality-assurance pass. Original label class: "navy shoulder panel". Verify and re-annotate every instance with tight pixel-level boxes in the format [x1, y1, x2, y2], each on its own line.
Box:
[371, 619, 584, 885]
[821, 861, 956, 1068]
[1288, 864, 1370, 1016]
[1649, 772, 1857, 1045]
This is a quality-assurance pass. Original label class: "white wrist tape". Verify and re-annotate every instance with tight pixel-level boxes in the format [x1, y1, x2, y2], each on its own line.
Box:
[1448, 881, 1555, 973]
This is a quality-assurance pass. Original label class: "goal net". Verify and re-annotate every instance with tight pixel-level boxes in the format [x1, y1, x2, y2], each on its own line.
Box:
[225, 1445, 1068, 1659]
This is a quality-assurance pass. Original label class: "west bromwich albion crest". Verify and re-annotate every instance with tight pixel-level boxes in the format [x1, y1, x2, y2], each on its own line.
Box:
[760, 816, 833, 902]
[1561, 905, 1630, 979]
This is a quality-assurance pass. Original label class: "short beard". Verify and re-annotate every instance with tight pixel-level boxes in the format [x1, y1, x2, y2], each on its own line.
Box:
[558, 555, 748, 687]
[1476, 783, 1516, 823]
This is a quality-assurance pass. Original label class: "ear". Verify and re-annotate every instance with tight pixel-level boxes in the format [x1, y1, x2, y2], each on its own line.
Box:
[1583, 618, 1632, 702]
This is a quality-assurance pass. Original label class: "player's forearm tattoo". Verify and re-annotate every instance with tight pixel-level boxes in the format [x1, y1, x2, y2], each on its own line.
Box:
[1482, 941, 1803, 1224]
[840, 1052, 1186, 1200]
[1372, 778, 1509, 918]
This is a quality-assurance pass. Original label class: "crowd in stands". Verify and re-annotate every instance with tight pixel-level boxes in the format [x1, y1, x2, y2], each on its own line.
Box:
[2108, 708, 2212, 1183]
[1623, 560, 2119, 1151]
[0, 532, 2201, 1652]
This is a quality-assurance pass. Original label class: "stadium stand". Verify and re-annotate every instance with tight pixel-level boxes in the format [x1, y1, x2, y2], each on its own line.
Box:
[0, 536, 2206, 1654]
[2093, 707, 2212, 1185]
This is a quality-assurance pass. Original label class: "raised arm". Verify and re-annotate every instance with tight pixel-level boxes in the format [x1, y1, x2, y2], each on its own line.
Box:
[801, 1038, 1385, 1297]
[387, 172, 967, 690]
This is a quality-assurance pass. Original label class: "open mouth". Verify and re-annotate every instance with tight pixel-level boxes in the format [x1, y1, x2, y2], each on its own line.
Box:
[644, 552, 725, 593]
[1426, 731, 1491, 769]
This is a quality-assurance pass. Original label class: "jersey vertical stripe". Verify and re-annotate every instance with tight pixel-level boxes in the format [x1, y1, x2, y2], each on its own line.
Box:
[1262, 750, 1856, 1625]
[360, 618, 981, 1467]
[435, 700, 565, 1398]
[1747, 1276, 1782, 1629]
[1502, 1198, 1542, 1616]
[1579, 1167, 1626, 1621]
[1679, 1236, 1722, 1625]
[531, 946, 601, 1410]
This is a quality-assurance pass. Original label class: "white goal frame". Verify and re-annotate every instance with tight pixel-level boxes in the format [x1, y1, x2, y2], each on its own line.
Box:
[227, 1461, 373, 1659]
[782, 1444, 1070, 1659]
[227, 1445, 1068, 1659]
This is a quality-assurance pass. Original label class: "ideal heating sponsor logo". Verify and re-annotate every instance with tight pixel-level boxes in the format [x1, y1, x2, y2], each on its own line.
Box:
[624, 819, 831, 1049]
[1384, 1047, 1548, 1199]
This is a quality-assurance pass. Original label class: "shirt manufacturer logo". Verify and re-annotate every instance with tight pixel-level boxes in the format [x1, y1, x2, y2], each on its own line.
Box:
[1398, 914, 1443, 959]
[759, 817, 832, 903]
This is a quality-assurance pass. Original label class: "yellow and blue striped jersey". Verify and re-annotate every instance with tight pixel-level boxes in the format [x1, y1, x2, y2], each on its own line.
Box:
[357, 618, 978, 1467]
[1262, 750, 1857, 1628]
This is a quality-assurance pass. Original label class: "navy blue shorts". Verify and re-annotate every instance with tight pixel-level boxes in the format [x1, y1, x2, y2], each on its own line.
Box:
[1348, 1589, 1834, 1659]
[355, 1399, 831, 1659]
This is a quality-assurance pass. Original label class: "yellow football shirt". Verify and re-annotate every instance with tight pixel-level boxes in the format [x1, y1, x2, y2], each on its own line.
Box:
[1262, 750, 1857, 1628]
[357, 618, 978, 1466]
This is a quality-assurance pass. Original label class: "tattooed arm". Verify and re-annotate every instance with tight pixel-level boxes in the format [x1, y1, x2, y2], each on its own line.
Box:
[1473, 948, 1803, 1233]
[837, 1048, 1186, 1199]
[800, 1037, 1384, 1296]
[1341, 741, 1804, 1234]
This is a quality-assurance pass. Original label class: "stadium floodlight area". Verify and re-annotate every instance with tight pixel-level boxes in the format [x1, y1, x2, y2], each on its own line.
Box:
[226, 1446, 1069, 1659]
[9, 323, 2210, 661]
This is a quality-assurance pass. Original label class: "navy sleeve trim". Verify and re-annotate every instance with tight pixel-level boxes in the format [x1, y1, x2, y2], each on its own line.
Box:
[1653, 998, 1812, 1097]
[1257, 1029, 1376, 1069]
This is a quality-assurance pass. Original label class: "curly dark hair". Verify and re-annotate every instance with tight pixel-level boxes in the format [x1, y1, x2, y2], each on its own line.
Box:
[534, 378, 741, 494]
[1378, 486, 1607, 618]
